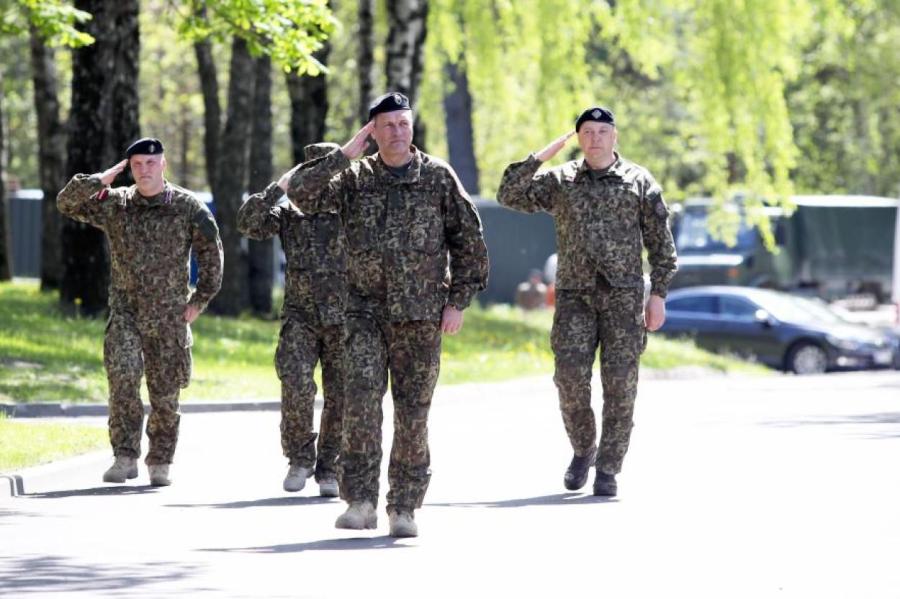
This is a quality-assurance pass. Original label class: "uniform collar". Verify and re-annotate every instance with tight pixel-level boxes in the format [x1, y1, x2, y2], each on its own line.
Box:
[575, 152, 625, 182]
[129, 181, 173, 207]
[373, 146, 423, 184]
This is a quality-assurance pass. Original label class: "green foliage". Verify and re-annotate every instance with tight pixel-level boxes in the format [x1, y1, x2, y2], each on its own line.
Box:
[176, 0, 337, 74]
[0, 0, 94, 47]
[0, 414, 107, 471]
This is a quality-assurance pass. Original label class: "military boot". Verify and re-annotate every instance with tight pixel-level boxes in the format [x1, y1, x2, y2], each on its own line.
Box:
[102, 456, 138, 483]
[593, 471, 617, 497]
[318, 475, 339, 498]
[335, 501, 377, 530]
[388, 511, 418, 538]
[149, 464, 171, 487]
[283, 464, 312, 492]
[563, 447, 597, 491]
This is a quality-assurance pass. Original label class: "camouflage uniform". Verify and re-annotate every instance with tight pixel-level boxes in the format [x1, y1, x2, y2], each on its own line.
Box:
[237, 177, 347, 482]
[497, 153, 676, 474]
[57, 175, 223, 465]
[287, 147, 488, 514]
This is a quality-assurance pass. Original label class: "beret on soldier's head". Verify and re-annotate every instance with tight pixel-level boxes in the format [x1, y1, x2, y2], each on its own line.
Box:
[125, 137, 164, 158]
[303, 142, 341, 162]
[575, 107, 615, 131]
[368, 91, 411, 121]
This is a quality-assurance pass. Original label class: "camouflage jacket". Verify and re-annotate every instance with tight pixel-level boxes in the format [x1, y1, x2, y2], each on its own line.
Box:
[237, 182, 347, 326]
[497, 154, 677, 297]
[286, 147, 489, 322]
[57, 174, 224, 319]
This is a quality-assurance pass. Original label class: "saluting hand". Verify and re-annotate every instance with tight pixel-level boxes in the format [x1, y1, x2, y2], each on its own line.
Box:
[342, 121, 375, 160]
[535, 131, 575, 163]
[98, 160, 128, 187]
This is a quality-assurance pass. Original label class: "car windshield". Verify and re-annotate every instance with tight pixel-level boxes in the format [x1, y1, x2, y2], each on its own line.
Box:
[675, 211, 757, 253]
[754, 292, 846, 325]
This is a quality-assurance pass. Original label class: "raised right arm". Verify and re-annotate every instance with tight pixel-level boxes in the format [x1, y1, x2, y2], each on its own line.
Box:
[237, 182, 284, 240]
[496, 155, 561, 214]
[284, 150, 351, 215]
[56, 174, 112, 228]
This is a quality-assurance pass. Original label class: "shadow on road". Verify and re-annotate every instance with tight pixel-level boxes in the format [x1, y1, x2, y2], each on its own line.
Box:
[202, 536, 409, 554]
[0, 555, 206, 594]
[24, 485, 161, 499]
[428, 492, 618, 509]
[762, 411, 900, 439]
[166, 496, 335, 510]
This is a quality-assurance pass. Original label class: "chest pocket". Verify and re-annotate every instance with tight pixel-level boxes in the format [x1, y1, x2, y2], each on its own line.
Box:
[282, 217, 315, 270]
[406, 195, 443, 254]
[310, 215, 344, 272]
[128, 204, 189, 256]
[602, 182, 641, 230]
[347, 192, 383, 251]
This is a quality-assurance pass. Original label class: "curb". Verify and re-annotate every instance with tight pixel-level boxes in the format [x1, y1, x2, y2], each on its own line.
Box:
[0, 448, 110, 500]
[1, 474, 25, 498]
[0, 400, 284, 418]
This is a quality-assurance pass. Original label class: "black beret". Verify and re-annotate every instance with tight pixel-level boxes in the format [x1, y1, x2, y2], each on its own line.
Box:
[304, 142, 341, 162]
[368, 92, 411, 121]
[125, 137, 164, 158]
[575, 107, 615, 131]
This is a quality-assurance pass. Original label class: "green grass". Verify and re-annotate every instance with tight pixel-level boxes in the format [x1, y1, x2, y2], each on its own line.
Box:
[0, 412, 108, 471]
[0, 280, 765, 404]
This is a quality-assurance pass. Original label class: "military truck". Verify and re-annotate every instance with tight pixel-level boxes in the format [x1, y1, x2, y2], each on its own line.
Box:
[670, 195, 900, 302]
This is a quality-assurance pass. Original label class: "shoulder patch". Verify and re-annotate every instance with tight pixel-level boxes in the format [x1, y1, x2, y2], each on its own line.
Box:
[192, 206, 220, 241]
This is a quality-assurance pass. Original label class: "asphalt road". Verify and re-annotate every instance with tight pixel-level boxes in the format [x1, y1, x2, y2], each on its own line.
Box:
[2, 371, 899, 598]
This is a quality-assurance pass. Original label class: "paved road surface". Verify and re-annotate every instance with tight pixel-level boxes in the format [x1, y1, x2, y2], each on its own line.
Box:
[2, 372, 899, 598]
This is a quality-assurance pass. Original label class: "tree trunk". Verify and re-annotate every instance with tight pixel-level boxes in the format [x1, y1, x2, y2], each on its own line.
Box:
[247, 55, 274, 316]
[208, 37, 255, 316]
[30, 25, 66, 291]
[443, 61, 479, 195]
[358, 0, 376, 125]
[0, 72, 10, 281]
[285, 44, 330, 165]
[194, 38, 220, 192]
[62, 0, 141, 317]
[386, 0, 428, 148]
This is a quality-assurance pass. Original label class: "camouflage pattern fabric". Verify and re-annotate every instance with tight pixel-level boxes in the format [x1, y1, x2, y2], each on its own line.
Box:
[338, 312, 441, 513]
[286, 146, 489, 320]
[274, 317, 346, 480]
[286, 146, 487, 511]
[237, 174, 349, 481]
[498, 152, 677, 476]
[237, 182, 347, 326]
[58, 174, 223, 464]
[552, 279, 646, 474]
[497, 153, 676, 297]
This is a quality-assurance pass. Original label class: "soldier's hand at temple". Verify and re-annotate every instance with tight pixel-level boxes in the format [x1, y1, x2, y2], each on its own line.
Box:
[184, 304, 202, 324]
[644, 295, 666, 331]
[98, 160, 128, 187]
[342, 122, 375, 160]
[441, 305, 464, 335]
[535, 131, 575, 162]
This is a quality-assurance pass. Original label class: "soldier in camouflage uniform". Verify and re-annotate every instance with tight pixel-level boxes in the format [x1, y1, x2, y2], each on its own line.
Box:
[281, 92, 489, 537]
[237, 142, 347, 498]
[57, 138, 223, 487]
[497, 107, 677, 497]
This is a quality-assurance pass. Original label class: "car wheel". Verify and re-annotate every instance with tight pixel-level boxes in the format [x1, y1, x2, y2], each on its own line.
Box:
[787, 342, 827, 375]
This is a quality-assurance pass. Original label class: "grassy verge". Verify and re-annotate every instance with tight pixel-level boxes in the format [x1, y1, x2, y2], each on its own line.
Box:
[0, 413, 107, 471]
[0, 280, 766, 404]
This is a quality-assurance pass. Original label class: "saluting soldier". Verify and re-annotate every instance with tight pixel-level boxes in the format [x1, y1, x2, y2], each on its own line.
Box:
[282, 92, 489, 537]
[497, 107, 677, 497]
[237, 142, 347, 498]
[57, 138, 223, 487]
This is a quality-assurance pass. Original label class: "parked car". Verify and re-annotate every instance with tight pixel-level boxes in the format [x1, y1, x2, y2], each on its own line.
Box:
[659, 286, 898, 374]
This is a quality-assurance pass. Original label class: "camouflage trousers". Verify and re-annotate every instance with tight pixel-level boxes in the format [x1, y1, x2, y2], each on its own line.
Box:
[339, 313, 441, 513]
[275, 316, 346, 481]
[104, 309, 193, 465]
[551, 279, 646, 475]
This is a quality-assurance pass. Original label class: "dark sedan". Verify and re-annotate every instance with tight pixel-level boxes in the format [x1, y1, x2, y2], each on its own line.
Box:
[659, 286, 897, 374]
